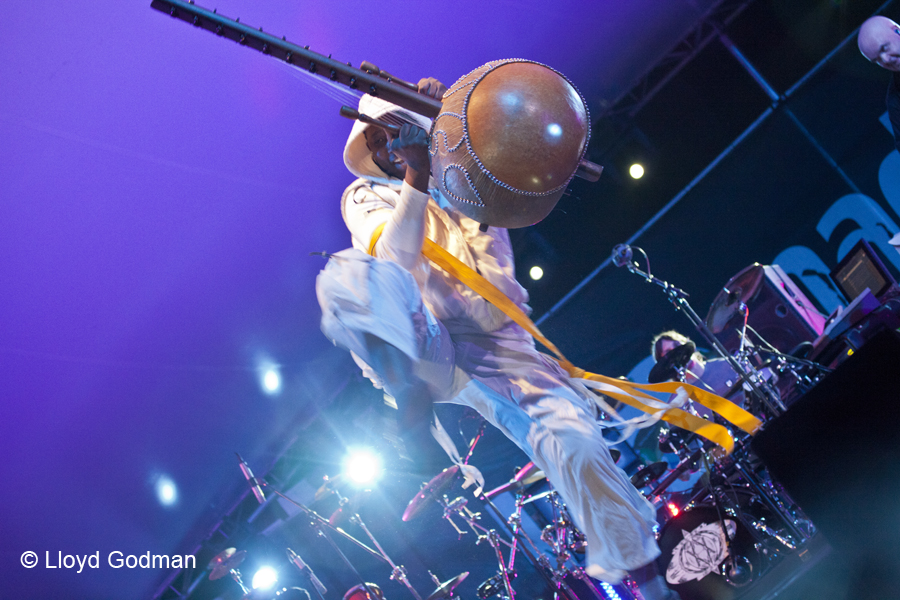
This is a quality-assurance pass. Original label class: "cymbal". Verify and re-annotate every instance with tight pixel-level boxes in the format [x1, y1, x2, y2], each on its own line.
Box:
[208, 547, 246, 580]
[630, 462, 668, 488]
[483, 462, 546, 499]
[426, 572, 469, 600]
[706, 263, 765, 333]
[513, 461, 546, 485]
[402, 465, 461, 522]
[647, 342, 696, 384]
[521, 489, 555, 505]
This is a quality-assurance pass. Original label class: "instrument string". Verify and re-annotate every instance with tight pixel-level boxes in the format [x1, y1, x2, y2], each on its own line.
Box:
[278, 62, 421, 128]
[280, 62, 363, 106]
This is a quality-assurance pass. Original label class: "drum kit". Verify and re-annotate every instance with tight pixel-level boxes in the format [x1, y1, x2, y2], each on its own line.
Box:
[607, 248, 829, 599]
[209, 252, 826, 600]
[399, 461, 612, 600]
[207, 457, 476, 600]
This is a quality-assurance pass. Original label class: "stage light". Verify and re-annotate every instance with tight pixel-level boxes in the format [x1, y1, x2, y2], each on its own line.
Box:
[667, 502, 680, 517]
[629, 163, 645, 179]
[262, 368, 281, 394]
[252, 566, 278, 590]
[529, 266, 544, 281]
[343, 449, 383, 485]
[255, 356, 283, 396]
[155, 475, 178, 507]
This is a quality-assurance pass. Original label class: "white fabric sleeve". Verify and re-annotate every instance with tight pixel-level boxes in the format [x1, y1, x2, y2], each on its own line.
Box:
[342, 181, 430, 272]
[373, 183, 429, 270]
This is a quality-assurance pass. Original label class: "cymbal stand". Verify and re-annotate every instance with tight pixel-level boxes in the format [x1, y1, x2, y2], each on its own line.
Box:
[744, 326, 830, 396]
[479, 494, 590, 600]
[614, 247, 785, 416]
[227, 568, 251, 595]
[726, 442, 812, 545]
[437, 494, 518, 599]
[700, 453, 760, 587]
[487, 489, 635, 600]
[531, 491, 626, 600]
[344, 501, 424, 600]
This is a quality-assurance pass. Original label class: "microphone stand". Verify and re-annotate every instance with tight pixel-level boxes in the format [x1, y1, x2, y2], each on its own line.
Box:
[265, 484, 385, 600]
[614, 248, 785, 417]
[334, 488, 424, 600]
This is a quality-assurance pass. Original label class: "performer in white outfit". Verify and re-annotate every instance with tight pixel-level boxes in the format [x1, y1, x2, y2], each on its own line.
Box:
[316, 80, 680, 599]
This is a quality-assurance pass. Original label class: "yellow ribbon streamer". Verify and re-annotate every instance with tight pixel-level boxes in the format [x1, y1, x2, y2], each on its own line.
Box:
[367, 222, 761, 453]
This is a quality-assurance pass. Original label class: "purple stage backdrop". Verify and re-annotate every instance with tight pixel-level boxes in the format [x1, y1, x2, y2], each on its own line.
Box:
[0, 1, 724, 598]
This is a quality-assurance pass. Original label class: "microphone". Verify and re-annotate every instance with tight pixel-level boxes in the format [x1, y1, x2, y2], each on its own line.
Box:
[611, 244, 633, 268]
[287, 548, 328, 597]
[236, 453, 266, 505]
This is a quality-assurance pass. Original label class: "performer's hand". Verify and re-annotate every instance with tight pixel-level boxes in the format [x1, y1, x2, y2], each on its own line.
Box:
[417, 77, 447, 100]
[389, 123, 431, 192]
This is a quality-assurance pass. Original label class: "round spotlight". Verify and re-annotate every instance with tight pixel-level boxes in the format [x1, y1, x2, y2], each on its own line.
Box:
[262, 368, 281, 394]
[263, 369, 281, 393]
[629, 163, 645, 179]
[252, 566, 279, 590]
[529, 266, 544, 281]
[344, 449, 382, 485]
[155, 475, 178, 507]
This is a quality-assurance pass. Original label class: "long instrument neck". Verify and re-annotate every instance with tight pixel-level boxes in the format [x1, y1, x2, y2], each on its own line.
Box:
[149, 0, 442, 119]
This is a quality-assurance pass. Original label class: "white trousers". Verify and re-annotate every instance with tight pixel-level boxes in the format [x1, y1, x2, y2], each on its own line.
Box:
[316, 249, 660, 583]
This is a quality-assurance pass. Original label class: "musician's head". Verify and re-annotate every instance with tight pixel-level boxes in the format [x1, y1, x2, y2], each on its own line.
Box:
[344, 95, 430, 182]
[363, 125, 406, 180]
[858, 16, 900, 72]
[651, 330, 693, 362]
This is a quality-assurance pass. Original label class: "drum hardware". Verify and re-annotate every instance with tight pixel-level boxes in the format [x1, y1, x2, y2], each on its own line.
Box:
[483, 529, 517, 600]
[656, 489, 765, 600]
[746, 517, 796, 552]
[235, 459, 412, 600]
[658, 426, 695, 458]
[208, 547, 250, 594]
[404, 417, 487, 521]
[611, 244, 786, 417]
[274, 587, 317, 600]
[726, 449, 812, 546]
[344, 583, 385, 600]
[630, 462, 669, 489]
[699, 458, 757, 590]
[430, 481, 587, 600]
[648, 449, 705, 499]
[651, 438, 819, 600]
[329, 490, 372, 526]
[705, 449, 811, 555]
[402, 465, 463, 522]
[327, 486, 424, 600]
[424, 571, 469, 600]
[407, 468, 520, 599]
[647, 342, 697, 384]
[504, 487, 636, 600]
[476, 572, 510, 599]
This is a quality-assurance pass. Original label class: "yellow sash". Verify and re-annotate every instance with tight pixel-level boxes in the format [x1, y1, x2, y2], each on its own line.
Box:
[368, 223, 761, 453]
